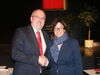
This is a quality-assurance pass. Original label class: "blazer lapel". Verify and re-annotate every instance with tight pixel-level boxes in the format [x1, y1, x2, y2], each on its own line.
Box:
[57, 40, 70, 61]
[24, 25, 40, 55]
[24, 26, 49, 56]
[41, 30, 49, 56]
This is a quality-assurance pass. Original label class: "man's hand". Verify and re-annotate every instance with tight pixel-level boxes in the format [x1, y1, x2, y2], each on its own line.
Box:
[38, 55, 48, 66]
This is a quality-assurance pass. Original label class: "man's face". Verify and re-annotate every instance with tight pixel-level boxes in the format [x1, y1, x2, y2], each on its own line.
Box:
[30, 10, 46, 31]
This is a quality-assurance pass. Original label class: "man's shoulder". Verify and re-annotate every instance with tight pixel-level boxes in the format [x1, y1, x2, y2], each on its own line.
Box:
[42, 29, 49, 36]
[16, 25, 31, 31]
[18, 25, 30, 29]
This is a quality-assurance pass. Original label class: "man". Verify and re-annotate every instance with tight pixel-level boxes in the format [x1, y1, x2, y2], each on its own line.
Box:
[11, 9, 50, 75]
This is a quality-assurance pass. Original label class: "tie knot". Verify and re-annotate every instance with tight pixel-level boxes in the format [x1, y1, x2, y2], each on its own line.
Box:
[36, 31, 41, 40]
[36, 32, 40, 34]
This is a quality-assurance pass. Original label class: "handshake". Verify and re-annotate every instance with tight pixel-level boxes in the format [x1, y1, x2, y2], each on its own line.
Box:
[38, 55, 49, 66]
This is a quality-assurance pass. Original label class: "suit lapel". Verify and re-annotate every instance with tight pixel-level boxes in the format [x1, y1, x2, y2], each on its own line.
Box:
[24, 25, 40, 55]
[57, 40, 70, 61]
[41, 30, 49, 56]
[24, 25, 49, 56]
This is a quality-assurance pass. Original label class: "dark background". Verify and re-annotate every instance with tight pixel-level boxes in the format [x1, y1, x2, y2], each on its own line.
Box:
[0, 0, 100, 44]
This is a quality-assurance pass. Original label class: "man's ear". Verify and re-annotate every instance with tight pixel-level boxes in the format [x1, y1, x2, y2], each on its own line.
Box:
[30, 16, 32, 22]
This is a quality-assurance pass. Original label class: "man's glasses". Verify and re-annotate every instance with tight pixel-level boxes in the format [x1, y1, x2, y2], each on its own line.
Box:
[32, 16, 46, 20]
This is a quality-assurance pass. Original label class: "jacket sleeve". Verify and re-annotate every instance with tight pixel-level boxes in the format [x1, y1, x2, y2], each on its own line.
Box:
[72, 40, 83, 75]
[11, 28, 38, 65]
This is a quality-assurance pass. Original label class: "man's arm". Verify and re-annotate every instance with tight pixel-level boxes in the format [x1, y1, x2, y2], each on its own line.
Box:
[11, 28, 38, 65]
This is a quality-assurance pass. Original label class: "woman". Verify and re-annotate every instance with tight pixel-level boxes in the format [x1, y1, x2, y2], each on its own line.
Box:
[48, 18, 83, 75]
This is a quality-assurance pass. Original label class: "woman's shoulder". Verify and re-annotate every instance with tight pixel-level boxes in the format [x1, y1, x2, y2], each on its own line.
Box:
[65, 37, 79, 45]
[67, 37, 78, 42]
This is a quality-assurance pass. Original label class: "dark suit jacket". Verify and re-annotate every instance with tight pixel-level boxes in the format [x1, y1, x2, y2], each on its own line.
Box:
[11, 25, 50, 75]
[48, 38, 83, 75]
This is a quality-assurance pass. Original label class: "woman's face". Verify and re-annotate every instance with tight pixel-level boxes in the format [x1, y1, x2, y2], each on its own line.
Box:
[54, 22, 65, 38]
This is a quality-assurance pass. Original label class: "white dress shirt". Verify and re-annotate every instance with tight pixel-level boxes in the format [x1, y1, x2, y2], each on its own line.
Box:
[32, 27, 47, 55]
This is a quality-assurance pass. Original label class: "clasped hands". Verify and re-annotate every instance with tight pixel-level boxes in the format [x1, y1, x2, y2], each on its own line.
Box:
[38, 55, 48, 66]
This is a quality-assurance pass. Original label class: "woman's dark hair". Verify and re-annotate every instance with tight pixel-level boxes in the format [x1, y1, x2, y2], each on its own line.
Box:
[52, 18, 70, 33]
